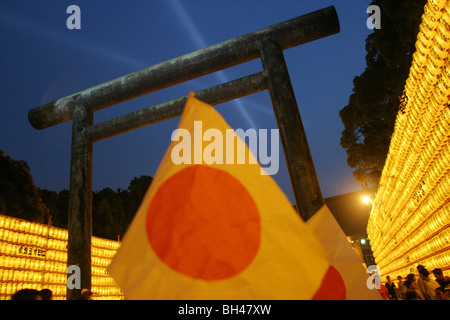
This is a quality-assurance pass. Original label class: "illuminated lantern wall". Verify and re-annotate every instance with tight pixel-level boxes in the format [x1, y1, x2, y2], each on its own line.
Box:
[367, 0, 450, 282]
[0, 214, 124, 300]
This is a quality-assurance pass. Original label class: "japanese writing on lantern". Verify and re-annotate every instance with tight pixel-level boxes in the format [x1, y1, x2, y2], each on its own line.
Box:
[18, 246, 46, 258]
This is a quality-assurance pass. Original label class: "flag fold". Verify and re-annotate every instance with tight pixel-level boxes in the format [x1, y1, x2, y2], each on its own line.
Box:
[307, 205, 382, 300]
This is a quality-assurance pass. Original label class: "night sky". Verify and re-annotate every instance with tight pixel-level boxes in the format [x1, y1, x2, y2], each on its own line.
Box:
[0, 0, 373, 204]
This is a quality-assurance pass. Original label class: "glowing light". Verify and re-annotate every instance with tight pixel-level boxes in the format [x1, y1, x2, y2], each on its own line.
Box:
[362, 196, 372, 204]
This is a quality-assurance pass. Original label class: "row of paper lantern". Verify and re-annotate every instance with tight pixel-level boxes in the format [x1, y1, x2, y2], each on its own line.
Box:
[0, 214, 119, 246]
[370, 190, 449, 263]
[0, 263, 122, 299]
[374, 80, 450, 224]
[0, 215, 120, 260]
[368, 102, 450, 247]
[407, 6, 450, 104]
[0, 267, 119, 287]
[372, 200, 446, 262]
[0, 241, 117, 271]
[92, 237, 120, 251]
[367, 0, 450, 281]
[0, 219, 120, 254]
[0, 250, 116, 276]
[369, 159, 450, 263]
[0, 282, 122, 300]
[368, 2, 450, 241]
[0, 218, 67, 241]
[0, 255, 64, 272]
[0, 215, 124, 299]
[378, 249, 450, 282]
[369, 137, 450, 256]
[0, 229, 66, 250]
[379, 245, 450, 277]
[375, 210, 450, 270]
[379, 132, 449, 235]
[0, 272, 123, 300]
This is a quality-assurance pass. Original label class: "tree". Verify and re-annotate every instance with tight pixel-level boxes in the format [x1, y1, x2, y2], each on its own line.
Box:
[125, 175, 153, 219]
[39, 189, 69, 228]
[38, 176, 153, 240]
[91, 176, 152, 240]
[0, 150, 50, 223]
[340, 0, 427, 187]
[0, 150, 153, 240]
[93, 187, 126, 240]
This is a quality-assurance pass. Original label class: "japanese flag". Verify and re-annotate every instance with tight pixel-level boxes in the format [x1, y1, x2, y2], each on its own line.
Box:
[108, 93, 346, 299]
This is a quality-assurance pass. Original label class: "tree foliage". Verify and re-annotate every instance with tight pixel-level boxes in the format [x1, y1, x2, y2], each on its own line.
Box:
[340, 0, 427, 187]
[0, 150, 50, 223]
[41, 176, 153, 240]
[39, 189, 69, 228]
[1, 149, 152, 240]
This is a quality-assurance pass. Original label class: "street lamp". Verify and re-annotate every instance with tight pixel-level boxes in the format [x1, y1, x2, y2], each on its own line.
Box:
[362, 196, 372, 205]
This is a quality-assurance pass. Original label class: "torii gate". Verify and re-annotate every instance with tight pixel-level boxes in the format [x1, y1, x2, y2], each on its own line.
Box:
[28, 6, 340, 300]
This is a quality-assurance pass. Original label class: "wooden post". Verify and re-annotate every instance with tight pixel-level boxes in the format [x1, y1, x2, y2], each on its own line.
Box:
[260, 40, 324, 221]
[67, 105, 93, 300]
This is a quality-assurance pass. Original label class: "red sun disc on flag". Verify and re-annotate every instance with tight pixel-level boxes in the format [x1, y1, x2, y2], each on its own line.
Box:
[312, 265, 347, 300]
[146, 165, 261, 281]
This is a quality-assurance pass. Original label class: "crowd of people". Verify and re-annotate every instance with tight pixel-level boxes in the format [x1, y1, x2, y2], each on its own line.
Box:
[379, 265, 450, 300]
[10, 288, 53, 300]
[9, 264, 449, 300]
[10, 288, 93, 300]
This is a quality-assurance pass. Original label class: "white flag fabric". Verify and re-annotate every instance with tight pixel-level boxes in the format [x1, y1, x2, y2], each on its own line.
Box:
[307, 205, 382, 300]
[108, 93, 347, 299]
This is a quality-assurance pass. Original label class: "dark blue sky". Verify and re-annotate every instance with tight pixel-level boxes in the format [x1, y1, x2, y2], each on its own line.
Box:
[0, 0, 372, 203]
